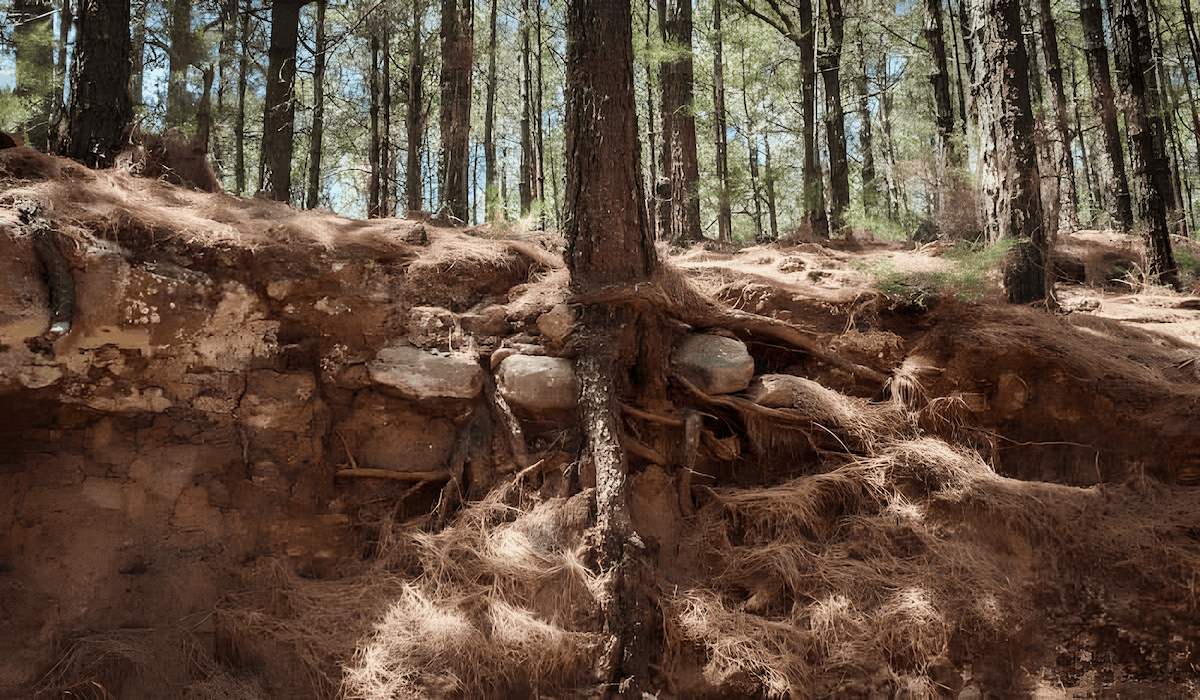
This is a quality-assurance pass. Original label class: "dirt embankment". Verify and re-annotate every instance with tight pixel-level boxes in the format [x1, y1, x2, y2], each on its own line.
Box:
[1, 147, 1198, 699]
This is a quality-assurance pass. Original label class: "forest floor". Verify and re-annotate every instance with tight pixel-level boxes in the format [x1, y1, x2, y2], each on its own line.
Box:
[2, 143, 1200, 699]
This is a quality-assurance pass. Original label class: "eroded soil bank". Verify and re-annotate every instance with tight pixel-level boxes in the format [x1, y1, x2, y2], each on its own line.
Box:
[1, 148, 1198, 699]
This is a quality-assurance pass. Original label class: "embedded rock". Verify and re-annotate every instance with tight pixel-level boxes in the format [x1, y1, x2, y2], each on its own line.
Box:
[744, 373, 813, 408]
[672, 333, 755, 395]
[536, 303, 576, 345]
[496, 354, 578, 412]
[367, 345, 484, 400]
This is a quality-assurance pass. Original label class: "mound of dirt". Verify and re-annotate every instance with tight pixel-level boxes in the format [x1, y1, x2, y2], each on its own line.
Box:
[1, 152, 1198, 700]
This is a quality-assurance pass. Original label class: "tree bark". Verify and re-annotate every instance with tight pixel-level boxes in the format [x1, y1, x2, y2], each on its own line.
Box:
[969, 0, 1049, 303]
[1080, 0, 1134, 231]
[369, 32, 384, 218]
[65, 0, 133, 168]
[819, 0, 849, 234]
[855, 31, 879, 216]
[306, 0, 327, 210]
[924, 0, 957, 168]
[483, 0, 499, 221]
[1038, 0, 1079, 232]
[438, 0, 473, 223]
[1069, 58, 1100, 223]
[235, 0, 250, 195]
[13, 0, 55, 151]
[520, 0, 534, 215]
[1111, 0, 1179, 286]
[261, 0, 306, 202]
[712, 0, 733, 244]
[564, 0, 661, 689]
[406, 0, 425, 214]
[740, 41, 764, 241]
[659, 0, 703, 243]
[764, 132, 779, 240]
[166, 0, 195, 128]
[52, 0, 73, 145]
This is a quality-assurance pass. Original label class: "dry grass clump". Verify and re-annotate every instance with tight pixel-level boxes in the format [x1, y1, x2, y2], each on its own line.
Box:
[664, 439, 1045, 698]
[216, 493, 602, 700]
[34, 628, 204, 700]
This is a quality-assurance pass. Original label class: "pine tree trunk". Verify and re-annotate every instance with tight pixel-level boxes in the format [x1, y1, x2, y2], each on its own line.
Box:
[261, 0, 303, 201]
[969, 0, 1049, 303]
[563, 0, 660, 688]
[166, 0, 194, 128]
[65, 0, 133, 168]
[819, 0, 849, 234]
[306, 0, 327, 210]
[765, 133, 779, 240]
[1038, 0, 1079, 231]
[880, 55, 904, 220]
[1069, 59, 1100, 223]
[53, 0, 72, 144]
[925, 0, 957, 168]
[13, 0, 55, 151]
[369, 32, 383, 218]
[235, 1, 249, 195]
[438, 0, 473, 223]
[535, 0, 546, 229]
[1080, 0, 1134, 231]
[947, 0, 969, 136]
[382, 24, 394, 217]
[740, 42, 764, 241]
[1111, 0, 1179, 285]
[406, 1, 425, 214]
[712, 0, 733, 244]
[1149, 0, 1187, 233]
[659, 0, 703, 243]
[856, 32, 879, 216]
[798, 0, 827, 235]
[519, 0, 534, 215]
[483, 0, 499, 221]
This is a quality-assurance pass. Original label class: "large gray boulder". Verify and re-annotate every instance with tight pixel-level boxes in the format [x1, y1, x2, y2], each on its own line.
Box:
[496, 354, 578, 412]
[367, 345, 484, 400]
[672, 333, 755, 395]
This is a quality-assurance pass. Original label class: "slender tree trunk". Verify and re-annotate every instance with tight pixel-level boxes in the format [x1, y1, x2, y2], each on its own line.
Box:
[369, 33, 383, 217]
[519, 0, 534, 214]
[659, 0, 703, 243]
[1069, 58, 1099, 223]
[799, 0, 827, 235]
[167, 0, 194, 128]
[563, 0, 660, 687]
[856, 31, 879, 216]
[819, 0, 849, 233]
[925, 0, 957, 169]
[130, 0, 146, 108]
[406, 0, 425, 213]
[535, 0, 546, 229]
[52, 0, 73, 145]
[969, 0, 1049, 302]
[740, 41, 764, 241]
[382, 24, 394, 217]
[947, 0, 969, 136]
[1038, 0, 1079, 231]
[235, 1, 250, 195]
[483, 0, 499, 221]
[764, 132, 779, 240]
[1173, 38, 1200, 233]
[1111, 0, 1179, 285]
[65, 0, 133, 168]
[645, 0, 659, 238]
[261, 0, 304, 202]
[880, 55, 904, 220]
[13, 0, 55, 151]
[438, 0, 473, 223]
[1080, 0, 1134, 230]
[1150, 0, 1188, 233]
[306, 0, 327, 210]
[712, 0, 732, 244]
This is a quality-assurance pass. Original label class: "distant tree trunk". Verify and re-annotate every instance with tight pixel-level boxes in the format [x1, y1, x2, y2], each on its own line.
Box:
[819, 0, 849, 234]
[855, 31, 879, 216]
[53, 0, 73, 142]
[261, 0, 306, 202]
[1080, 0, 1134, 231]
[535, 0, 547, 229]
[925, 0, 957, 168]
[799, 0, 826, 235]
[740, 42, 764, 241]
[764, 132, 779, 240]
[880, 55, 904, 220]
[712, 0, 733, 244]
[1149, 0, 1188, 233]
[369, 32, 384, 218]
[13, 0, 55, 151]
[406, 0, 425, 214]
[483, 0, 499, 221]
[65, 0, 133, 168]
[1111, 0, 1179, 285]
[1069, 59, 1099, 223]
[235, 0, 250, 195]
[1038, 0, 1079, 232]
[969, 0, 1049, 303]
[130, 0, 147, 108]
[382, 24, 395, 217]
[1173, 34, 1200, 232]
[166, 0, 194, 128]
[947, 0, 969, 136]
[438, 0, 473, 223]
[563, 0, 660, 686]
[519, 0, 534, 214]
[659, 0, 703, 243]
[213, 0, 238, 173]
[306, 0, 327, 210]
